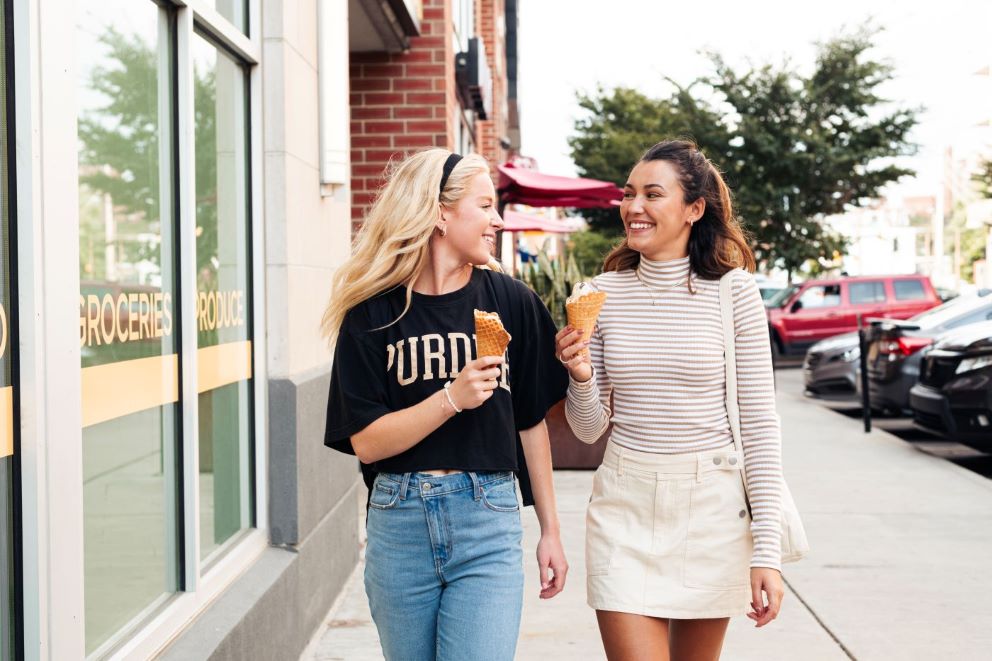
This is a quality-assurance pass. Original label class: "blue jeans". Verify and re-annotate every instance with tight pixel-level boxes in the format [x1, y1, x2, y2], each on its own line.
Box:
[364, 470, 524, 661]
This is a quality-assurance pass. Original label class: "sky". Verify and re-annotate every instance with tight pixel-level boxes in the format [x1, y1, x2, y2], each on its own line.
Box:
[517, 0, 992, 203]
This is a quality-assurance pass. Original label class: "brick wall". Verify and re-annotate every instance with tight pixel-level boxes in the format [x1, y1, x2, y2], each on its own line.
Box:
[349, 0, 456, 232]
[349, 0, 511, 232]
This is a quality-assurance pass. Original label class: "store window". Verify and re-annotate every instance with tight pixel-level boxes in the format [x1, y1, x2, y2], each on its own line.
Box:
[192, 32, 254, 563]
[201, 0, 248, 34]
[0, 0, 16, 656]
[77, 3, 180, 654]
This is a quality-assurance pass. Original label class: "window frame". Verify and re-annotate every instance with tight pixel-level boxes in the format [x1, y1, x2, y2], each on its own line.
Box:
[0, 0, 21, 656]
[17, 0, 269, 657]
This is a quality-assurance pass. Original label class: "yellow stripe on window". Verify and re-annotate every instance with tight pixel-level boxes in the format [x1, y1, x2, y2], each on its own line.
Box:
[0, 386, 12, 458]
[81, 354, 180, 428]
[80, 341, 253, 427]
[197, 340, 252, 394]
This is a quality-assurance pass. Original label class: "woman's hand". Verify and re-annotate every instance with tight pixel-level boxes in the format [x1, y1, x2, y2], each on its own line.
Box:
[536, 531, 568, 599]
[447, 356, 503, 411]
[748, 567, 785, 627]
[554, 326, 593, 383]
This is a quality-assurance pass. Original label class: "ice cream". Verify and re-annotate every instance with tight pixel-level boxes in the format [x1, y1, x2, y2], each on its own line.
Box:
[474, 309, 512, 358]
[565, 283, 606, 357]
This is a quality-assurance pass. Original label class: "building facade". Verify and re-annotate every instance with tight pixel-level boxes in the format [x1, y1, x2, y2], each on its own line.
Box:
[1, 0, 518, 658]
[350, 0, 518, 228]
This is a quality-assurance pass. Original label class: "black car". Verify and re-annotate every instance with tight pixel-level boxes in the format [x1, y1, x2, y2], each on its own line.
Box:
[910, 321, 992, 444]
[865, 291, 992, 414]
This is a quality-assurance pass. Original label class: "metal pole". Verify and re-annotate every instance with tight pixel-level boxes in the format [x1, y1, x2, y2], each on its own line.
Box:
[858, 314, 872, 433]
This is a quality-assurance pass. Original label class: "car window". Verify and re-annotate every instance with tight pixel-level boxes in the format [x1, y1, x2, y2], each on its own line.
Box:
[893, 279, 927, 301]
[768, 285, 799, 308]
[848, 281, 886, 305]
[946, 306, 992, 329]
[798, 284, 841, 309]
[759, 287, 783, 301]
[910, 295, 992, 329]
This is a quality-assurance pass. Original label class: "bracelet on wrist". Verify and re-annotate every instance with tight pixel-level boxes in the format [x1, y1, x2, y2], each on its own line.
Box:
[443, 381, 462, 413]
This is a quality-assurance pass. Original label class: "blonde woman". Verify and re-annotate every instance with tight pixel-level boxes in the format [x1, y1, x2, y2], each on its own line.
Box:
[323, 149, 569, 660]
[556, 140, 785, 660]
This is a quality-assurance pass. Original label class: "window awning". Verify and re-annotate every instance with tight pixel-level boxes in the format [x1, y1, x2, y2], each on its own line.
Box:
[501, 210, 585, 233]
[497, 163, 623, 208]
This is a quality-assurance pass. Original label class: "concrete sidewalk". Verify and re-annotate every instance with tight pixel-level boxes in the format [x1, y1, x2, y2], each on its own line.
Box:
[302, 369, 992, 660]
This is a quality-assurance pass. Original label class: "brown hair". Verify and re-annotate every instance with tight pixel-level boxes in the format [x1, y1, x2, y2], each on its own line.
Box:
[602, 139, 756, 280]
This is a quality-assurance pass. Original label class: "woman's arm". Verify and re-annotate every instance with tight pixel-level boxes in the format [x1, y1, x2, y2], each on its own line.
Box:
[519, 420, 568, 599]
[558, 323, 612, 443]
[352, 356, 504, 463]
[730, 273, 786, 627]
[732, 274, 784, 570]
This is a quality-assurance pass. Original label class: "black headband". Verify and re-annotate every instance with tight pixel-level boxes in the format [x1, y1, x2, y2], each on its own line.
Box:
[439, 153, 463, 198]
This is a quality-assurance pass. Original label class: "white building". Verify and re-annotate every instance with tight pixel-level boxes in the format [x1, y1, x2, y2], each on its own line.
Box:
[828, 201, 921, 276]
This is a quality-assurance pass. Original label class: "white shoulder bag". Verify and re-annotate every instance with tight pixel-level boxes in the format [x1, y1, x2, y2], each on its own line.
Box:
[720, 270, 809, 564]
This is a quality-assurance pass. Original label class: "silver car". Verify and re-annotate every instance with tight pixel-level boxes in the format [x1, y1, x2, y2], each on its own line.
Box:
[803, 332, 860, 398]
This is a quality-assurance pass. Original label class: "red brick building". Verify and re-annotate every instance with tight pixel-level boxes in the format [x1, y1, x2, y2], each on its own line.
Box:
[348, 0, 520, 231]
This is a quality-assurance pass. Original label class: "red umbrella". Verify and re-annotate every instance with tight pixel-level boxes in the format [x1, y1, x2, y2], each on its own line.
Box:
[497, 162, 623, 209]
[501, 210, 585, 233]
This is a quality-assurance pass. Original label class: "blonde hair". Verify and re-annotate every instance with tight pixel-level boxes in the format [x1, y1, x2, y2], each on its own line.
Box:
[321, 149, 499, 345]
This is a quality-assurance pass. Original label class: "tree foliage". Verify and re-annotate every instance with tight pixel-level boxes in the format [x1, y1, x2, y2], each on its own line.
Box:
[975, 157, 992, 200]
[79, 26, 218, 280]
[569, 28, 919, 279]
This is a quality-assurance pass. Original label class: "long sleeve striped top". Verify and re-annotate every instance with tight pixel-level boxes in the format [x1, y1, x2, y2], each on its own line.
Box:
[565, 255, 783, 569]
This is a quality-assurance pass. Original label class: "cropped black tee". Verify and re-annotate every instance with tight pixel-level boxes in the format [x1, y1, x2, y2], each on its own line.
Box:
[323, 268, 568, 506]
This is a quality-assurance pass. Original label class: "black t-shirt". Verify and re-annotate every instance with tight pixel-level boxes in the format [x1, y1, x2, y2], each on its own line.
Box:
[323, 268, 568, 506]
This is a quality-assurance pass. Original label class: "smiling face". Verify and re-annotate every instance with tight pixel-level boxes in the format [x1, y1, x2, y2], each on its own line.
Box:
[620, 159, 705, 261]
[440, 171, 504, 265]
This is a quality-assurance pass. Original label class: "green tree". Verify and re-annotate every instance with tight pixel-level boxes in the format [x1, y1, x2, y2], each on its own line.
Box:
[975, 157, 992, 199]
[568, 85, 730, 236]
[569, 28, 919, 282]
[567, 230, 619, 276]
[945, 203, 985, 283]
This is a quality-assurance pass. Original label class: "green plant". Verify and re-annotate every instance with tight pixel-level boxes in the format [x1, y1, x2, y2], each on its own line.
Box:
[567, 230, 618, 276]
[520, 239, 587, 328]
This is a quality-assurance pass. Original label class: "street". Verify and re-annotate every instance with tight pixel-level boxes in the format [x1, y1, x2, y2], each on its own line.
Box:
[303, 368, 992, 661]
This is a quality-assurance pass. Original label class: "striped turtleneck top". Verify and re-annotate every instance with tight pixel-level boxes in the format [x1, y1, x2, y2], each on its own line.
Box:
[565, 255, 783, 570]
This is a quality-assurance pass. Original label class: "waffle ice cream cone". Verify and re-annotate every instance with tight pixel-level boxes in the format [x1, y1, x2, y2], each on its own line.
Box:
[565, 284, 606, 357]
[474, 309, 512, 358]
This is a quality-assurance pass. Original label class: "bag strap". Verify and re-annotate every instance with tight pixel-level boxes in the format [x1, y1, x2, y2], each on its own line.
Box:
[719, 269, 752, 510]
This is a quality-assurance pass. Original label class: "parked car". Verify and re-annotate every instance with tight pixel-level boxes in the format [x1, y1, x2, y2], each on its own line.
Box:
[910, 321, 992, 444]
[803, 293, 989, 398]
[803, 331, 861, 397]
[865, 291, 992, 414]
[767, 274, 940, 357]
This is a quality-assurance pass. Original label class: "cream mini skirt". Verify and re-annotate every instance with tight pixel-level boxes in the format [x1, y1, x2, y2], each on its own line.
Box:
[586, 440, 753, 619]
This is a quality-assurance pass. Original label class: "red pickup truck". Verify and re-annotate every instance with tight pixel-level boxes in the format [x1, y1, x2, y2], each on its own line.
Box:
[766, 275, 941, 357]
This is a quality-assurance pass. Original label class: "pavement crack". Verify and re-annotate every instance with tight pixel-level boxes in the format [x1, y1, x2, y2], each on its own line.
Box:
[784, 576, 857, 660]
